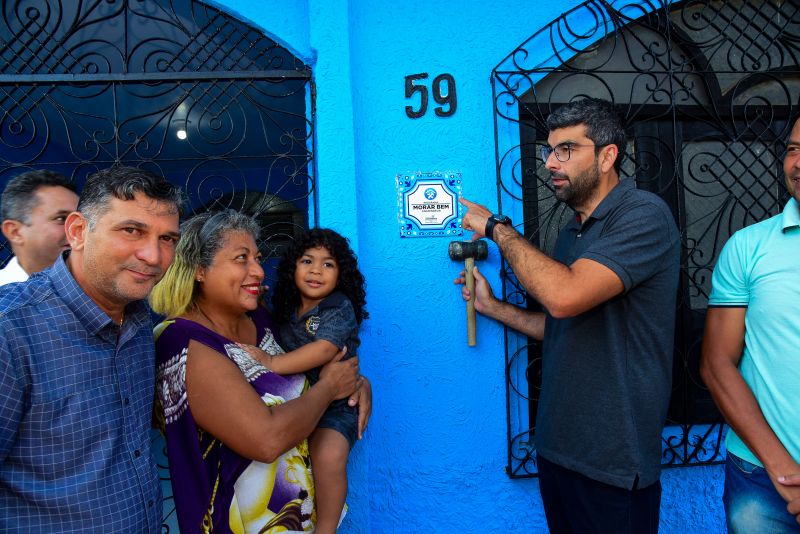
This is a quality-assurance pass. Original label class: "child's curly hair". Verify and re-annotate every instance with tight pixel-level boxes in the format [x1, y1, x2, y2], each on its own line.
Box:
[271, 228, 368, 324]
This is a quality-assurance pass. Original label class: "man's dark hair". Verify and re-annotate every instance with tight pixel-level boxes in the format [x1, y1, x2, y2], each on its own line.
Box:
[78, 166, 184, 227]
[1, 170, 76, 223]
[546, 97, 627, 174]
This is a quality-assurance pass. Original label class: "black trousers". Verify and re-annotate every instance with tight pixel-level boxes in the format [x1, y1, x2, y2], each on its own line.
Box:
[537, 454, 661, 534]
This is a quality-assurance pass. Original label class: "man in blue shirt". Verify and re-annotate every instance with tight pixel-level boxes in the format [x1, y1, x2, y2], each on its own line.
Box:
[457, 98, 680, 533]
[0, 167, 182, 532]
[702, 117, 800, 531]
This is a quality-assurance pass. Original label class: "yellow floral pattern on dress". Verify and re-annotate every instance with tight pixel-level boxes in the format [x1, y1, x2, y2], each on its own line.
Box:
[228, 392, 315, 533]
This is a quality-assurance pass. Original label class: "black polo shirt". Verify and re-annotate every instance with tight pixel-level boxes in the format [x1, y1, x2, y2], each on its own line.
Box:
[534, 178, 680, 490]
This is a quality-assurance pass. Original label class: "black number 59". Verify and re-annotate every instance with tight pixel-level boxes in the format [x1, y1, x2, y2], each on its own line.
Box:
[405, 73, 457, 119]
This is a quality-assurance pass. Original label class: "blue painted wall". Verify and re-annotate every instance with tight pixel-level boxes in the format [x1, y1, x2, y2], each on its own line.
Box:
[203, 1, 727, 532]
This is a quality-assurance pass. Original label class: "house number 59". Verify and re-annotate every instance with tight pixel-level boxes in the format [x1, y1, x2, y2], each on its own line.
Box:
[405, 73, 457, 119]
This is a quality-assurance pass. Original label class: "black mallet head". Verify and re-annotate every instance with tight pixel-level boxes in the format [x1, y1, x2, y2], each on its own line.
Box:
[448, 240, 488, 262]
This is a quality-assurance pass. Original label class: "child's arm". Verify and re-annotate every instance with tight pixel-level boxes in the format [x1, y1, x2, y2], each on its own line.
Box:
[240, 339, 342, 374]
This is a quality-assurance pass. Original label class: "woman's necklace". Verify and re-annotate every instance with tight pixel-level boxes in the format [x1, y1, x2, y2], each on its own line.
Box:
[193, 303, 246, 341]
[194, 303, 215, 327]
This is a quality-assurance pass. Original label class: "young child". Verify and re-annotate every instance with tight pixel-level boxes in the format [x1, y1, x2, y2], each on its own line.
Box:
[242, 228, 367, 534]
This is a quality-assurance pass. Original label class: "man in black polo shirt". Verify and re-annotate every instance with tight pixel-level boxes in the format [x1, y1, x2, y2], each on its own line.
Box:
[457, 97, 680, 533]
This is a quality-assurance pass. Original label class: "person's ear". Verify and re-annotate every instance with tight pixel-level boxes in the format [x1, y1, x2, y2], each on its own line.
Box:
[195, 267, 205, 283]
[1, 219, 24, 245]
[598, 144, 619, 173]
[64, 212, 88, 251]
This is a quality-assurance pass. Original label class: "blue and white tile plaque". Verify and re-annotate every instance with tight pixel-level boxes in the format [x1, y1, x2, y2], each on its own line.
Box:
[396, 171, 462, 238]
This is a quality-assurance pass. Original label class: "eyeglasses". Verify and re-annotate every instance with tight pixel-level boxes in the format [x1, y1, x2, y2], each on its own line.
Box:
[540, 142, 606, 163]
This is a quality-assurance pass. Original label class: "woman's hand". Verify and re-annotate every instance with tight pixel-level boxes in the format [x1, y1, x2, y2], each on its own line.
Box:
[318, 348, 359, 400]
[187, 341, 358, 463]
[348, 376, 372, 439]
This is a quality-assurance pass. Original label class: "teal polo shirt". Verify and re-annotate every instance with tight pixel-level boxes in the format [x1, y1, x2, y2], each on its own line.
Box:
[709, 198, 800, 467]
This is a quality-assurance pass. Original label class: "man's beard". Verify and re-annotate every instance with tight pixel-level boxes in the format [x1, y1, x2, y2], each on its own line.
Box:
[553, 160, 601, 209]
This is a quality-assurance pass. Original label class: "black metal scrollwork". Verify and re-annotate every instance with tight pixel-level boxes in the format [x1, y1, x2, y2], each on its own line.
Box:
[0, 0, 315, 278]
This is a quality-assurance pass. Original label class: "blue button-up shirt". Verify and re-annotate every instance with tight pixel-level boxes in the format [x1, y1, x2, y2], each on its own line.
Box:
[0, 255, 161, 532]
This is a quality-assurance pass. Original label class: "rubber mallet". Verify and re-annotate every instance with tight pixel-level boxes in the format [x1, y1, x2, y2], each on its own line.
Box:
[448, 240, 488, 346]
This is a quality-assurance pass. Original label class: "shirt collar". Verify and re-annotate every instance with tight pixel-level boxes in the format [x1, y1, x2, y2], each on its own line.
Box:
[782, 198, 800, 231]
[47, 253, 149, 335]
[0, 256, 29, 282]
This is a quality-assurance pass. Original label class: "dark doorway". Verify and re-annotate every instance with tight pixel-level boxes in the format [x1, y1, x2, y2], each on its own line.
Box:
[1, 0, 315, 277]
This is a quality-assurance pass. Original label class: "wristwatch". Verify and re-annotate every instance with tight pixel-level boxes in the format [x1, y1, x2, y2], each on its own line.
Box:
[485, 213, 512, 241]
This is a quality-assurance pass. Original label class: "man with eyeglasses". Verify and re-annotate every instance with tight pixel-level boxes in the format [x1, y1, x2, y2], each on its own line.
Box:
[456, 97, 680, 533]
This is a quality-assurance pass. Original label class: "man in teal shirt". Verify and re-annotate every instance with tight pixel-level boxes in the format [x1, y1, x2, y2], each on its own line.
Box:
[702, 116, 800, 532]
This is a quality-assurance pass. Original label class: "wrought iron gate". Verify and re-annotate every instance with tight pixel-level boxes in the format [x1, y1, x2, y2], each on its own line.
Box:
[0, 0, 315, 271]
[492, 0, 799, 477]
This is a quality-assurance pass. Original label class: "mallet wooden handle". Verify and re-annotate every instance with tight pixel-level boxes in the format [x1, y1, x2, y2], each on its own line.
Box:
[465, 257, 476, 346]
[448, 240, 486, 347]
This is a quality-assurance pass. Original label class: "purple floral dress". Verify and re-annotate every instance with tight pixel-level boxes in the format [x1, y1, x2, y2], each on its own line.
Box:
[154, 306, 315, 533]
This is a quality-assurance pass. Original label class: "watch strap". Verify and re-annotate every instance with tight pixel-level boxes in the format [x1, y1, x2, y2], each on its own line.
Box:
[485, 214, 511, 241]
